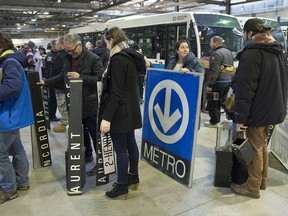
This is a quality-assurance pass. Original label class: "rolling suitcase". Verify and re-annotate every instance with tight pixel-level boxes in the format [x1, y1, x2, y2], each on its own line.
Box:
[214, 122, 233, 188]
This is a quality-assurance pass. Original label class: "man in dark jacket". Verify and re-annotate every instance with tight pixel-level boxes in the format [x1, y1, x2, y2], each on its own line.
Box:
[205, 36, 234, 127]
[92, 39, 109, 70]
[38, 33, 104, 164]
[231, 19, 288, 199]
[45, 39, 59, 122]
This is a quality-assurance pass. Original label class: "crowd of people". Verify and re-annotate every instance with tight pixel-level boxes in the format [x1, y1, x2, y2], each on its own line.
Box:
[0, 17, 287, 204]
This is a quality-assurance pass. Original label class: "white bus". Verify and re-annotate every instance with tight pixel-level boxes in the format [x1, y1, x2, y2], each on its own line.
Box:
[237, 16, 287, 53]
[70, 12, 243, 68]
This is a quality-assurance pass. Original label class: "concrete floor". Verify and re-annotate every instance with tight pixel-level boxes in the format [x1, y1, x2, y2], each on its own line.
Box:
[1, 112, 288, 216]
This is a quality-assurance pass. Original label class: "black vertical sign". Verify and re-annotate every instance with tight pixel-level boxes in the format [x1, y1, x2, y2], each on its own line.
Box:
[96, 132, 110, 185]
[65, 79, 86, 195]
[42, 86, 50, 130]
[27, 72, 52, 167]
[41, 66, 50, 130]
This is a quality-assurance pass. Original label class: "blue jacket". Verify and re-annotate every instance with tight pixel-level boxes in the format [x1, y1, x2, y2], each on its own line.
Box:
[0, 51, 34, 132]
[166, 52, 204, 73]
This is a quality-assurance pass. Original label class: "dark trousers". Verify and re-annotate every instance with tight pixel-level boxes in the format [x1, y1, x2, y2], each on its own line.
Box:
[48, 87, 58, 119]
[110, 131, 139, 184]
[82, 115, 97, 158]
[206, 82, 231, 124]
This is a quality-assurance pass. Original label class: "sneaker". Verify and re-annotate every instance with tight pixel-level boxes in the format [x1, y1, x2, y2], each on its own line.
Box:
[53, 124, 66, 132]
[17, 185, 29, 190]
[105, 183, 128, 200]
[231, 185, 260, 199]
[204, 121, 220, 128]
[0, 188, 18, 204]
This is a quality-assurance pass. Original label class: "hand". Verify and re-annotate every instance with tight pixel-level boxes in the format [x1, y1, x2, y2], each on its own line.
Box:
[236, 123, 247, 132]
[67, 72, 80, 79]
[180, 67, 190, 74]
[100, 120, 111, 133]
[206, 87, 212, 92]
[37, 80, 45, 85]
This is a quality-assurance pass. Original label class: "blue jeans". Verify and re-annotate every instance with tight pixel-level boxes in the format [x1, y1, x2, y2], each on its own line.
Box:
[110, 131, 139, 184]
[0, 130, 29, 193]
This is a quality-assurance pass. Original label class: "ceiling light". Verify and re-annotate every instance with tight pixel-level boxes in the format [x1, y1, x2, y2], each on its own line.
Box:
[31, 18, 37, 22]
[17, 27, 21, 30]
[57, 0, 61, 3]
[93, 15, 98, 18]
[43, 12, 49, 15]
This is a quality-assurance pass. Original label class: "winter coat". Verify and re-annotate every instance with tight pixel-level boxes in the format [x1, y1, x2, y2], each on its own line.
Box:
[166, 52, 204, 73]
[234, 42, 288, 126]
[92, 46, 110, 70]
[44, 48, 104, 119]
[100, 48, 143, 133]
[0, 51, 34, 132]
[208, 46, 233, 88]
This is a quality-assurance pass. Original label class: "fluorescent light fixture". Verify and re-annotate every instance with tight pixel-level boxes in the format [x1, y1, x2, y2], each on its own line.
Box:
[57, 0, 61, 3]
[43, 12, 49, 15]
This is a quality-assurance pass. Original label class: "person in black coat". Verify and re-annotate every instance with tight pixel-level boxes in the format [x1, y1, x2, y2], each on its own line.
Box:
[231, 18, 288, 199]
[100, 27, 145, 200]
[92, 39, 109, 70]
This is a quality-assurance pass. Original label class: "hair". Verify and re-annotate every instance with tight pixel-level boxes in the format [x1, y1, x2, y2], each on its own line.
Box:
[103, 27, 128, 48]
[243, 18, 272, 36]
[50, 39, 58, 50]
[174, 36, 191, 50]
[58, 37, 64, 45]
[64, 33, 82, 45]
[211, 36, 223, 45]
[0, 32, 14, 52]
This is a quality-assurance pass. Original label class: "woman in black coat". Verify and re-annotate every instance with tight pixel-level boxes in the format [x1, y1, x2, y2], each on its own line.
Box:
[100, 27, 145, 200]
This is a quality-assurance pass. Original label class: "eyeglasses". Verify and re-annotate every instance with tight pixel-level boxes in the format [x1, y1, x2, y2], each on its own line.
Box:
[65, 44, 79, 53]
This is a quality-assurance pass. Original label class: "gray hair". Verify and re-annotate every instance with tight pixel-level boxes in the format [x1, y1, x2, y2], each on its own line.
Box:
[64, 33, 82, 45]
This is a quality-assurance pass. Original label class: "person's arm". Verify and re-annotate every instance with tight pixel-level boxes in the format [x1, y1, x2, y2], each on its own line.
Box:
[0, 59, 22, 102]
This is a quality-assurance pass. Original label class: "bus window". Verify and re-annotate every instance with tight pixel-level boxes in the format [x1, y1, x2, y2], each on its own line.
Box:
[193, 14, 243, 59]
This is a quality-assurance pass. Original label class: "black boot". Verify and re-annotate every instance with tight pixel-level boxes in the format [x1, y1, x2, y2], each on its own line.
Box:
[128, 173, 139, 190]
[105, 183, 128, 200]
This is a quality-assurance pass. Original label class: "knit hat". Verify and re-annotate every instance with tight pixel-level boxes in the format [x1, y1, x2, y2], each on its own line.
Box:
[243, 18, 264, 33]
[28, 40, 36, 49]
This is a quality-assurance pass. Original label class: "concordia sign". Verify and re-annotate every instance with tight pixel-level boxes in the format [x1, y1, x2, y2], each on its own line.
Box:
[141, 68, 203, 188]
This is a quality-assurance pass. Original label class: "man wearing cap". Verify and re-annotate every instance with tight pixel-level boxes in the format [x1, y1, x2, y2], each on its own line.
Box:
[232, 18, 288, 198]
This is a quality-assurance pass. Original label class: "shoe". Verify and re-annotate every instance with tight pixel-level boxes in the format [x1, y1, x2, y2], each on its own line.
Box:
[17, 185, 29, 190]
[0, 188, 18, 204]
[204, 121, 220, 128]
[49, 117, 60, 122]
[85, 156, 93, 164]
[231, 185, 260, 199]
[88, 165, 97, 176]
[53, 124, 66, 132]
[128, 173, 139, 190]
[105, 183, 128, 200]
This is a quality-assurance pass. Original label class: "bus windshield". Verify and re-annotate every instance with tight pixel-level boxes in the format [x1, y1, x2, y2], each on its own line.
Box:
[190, 14, 243, 59]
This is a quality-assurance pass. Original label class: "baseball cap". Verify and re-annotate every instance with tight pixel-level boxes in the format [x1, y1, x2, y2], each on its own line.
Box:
[28, 40, 36, 49]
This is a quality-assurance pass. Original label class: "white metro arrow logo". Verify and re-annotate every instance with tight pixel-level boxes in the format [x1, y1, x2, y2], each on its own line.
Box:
[154, 87, 182, 133]
[149, 79, 189, 144]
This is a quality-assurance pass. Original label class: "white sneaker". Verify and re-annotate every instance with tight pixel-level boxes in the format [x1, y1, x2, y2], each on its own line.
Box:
[204, 121, 220, 128]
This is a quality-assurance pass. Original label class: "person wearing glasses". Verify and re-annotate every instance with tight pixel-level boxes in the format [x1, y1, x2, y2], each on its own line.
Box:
[99, 27, 145, 200]
[38, 33, 104, 164]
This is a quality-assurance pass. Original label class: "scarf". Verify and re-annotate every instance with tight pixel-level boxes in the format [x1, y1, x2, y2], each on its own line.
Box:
[109, 41, 129, 57]
[252, 32, 275, 44]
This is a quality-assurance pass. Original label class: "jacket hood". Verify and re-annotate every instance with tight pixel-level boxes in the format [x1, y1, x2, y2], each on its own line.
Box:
[237, 42, 284, 60]
[1, 50, 27, 67]
[120, 48, 146, 73]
